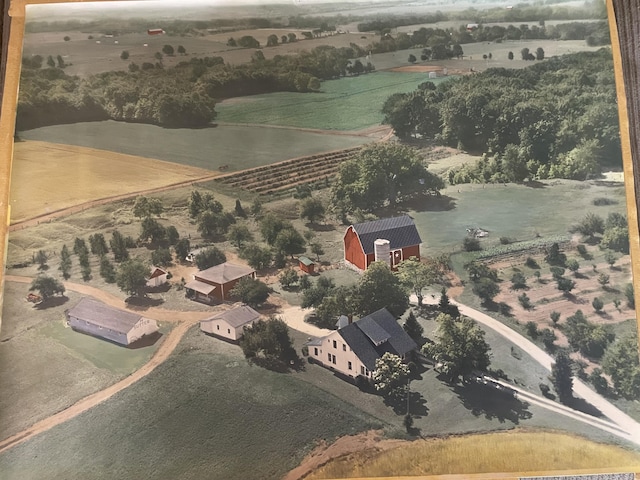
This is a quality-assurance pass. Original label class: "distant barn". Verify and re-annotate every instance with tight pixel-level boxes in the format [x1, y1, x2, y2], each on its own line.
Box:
[66, 297, 159, 346]
[147, 29, 165, 35]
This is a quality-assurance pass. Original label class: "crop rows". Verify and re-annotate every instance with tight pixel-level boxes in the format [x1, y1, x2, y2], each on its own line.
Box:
[214, 147, 362, 195]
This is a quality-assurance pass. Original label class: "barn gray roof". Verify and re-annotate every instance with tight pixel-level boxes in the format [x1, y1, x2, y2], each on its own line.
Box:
[195, 262, 255, 285]
[338, 308, 417, 371]
[201, 304, 261, 328]
[351, 215, 421, 255]
[66, 297, 144, 334]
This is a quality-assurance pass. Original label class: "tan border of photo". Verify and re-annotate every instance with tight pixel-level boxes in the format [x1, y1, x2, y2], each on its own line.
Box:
[0, 0, 639, 479]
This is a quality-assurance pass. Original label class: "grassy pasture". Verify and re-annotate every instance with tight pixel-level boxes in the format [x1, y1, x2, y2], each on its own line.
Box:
[216, 71, 448, 130]
[0, 281, 167, 441]
[365, 39, 606, 72]
[0, 326, 382, 480]
[411, 180, 628, 257]
[306, 430, 640, 479]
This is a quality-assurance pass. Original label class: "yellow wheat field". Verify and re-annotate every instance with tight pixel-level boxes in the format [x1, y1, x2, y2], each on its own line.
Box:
[8, 140, 216, 224]
[306, 430, 640, 479]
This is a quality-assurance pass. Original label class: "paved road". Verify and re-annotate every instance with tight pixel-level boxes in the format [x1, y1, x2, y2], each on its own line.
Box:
[413, 294, 640, 446]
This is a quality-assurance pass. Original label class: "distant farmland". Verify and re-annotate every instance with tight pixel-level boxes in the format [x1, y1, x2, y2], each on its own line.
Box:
[216, 72, 450, 131]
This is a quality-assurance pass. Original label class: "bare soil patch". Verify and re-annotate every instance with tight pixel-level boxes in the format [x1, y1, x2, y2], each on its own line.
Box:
[388, 64, 445, 73]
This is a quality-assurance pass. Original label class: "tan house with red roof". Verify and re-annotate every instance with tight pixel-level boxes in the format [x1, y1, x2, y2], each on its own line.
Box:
[185, 262, 256, 304]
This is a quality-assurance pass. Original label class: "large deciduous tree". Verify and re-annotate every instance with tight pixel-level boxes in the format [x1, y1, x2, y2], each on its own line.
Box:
[240, 317, 297, 366]
[395, 256, 441, 306]
[603, 335, 640, 399]
[373, 352, 410, 403]
[30, 275, 65, 300]
[194, 246, 227, 270]
[116, 258, 149, 297]
[331, 143, 443, 212]
[352, 261, 409, 317]
[231, 277, 271, 307]
[300, 197, 325, 224]
[422, 313, 491, 383]
[133, 196, 163, 218]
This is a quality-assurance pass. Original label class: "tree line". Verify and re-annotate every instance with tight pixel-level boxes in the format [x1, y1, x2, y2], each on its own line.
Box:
[382, 50, 620, 183]
[17, 44, 374, 130]
[356, 1, 605, 32]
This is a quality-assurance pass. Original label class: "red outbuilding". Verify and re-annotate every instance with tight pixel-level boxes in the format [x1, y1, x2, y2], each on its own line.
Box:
[343, 215, 422, 271]
[147, 29, 165, 35]
[298, 256, 316, 274]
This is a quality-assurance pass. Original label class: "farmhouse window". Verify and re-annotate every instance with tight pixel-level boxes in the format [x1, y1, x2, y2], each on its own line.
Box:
[332, 355, 336, 365]
[314, 348, 318, 356]
[361, 366, 365, 375]
[217, 325, 220, 330]
[348, 362, 352, 370]
[333, 340, 337, 349]
[328, 353, 332, 362]
[343, 344, 346, 351]
[227, 329, 231, 334]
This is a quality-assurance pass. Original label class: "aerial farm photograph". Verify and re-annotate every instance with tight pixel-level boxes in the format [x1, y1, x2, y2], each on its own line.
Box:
[1, 0, 639, 478]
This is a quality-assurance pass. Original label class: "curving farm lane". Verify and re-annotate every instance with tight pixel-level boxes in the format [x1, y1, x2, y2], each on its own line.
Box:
[414, 294, 640, 446]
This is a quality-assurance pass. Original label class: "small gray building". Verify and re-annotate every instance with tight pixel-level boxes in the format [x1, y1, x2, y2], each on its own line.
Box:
[66, 297, 159, 346]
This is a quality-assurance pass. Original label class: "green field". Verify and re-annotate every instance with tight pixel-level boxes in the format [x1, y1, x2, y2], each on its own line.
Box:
[0, 282, 168, 440]
[216, 72, 449, 131]
[412, 181, 628, 257]
[18, 121, 372, 172]
[0, 327, 382, 480]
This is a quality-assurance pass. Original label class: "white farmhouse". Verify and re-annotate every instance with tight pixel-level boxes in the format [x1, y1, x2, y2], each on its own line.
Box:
[307, 308, 417, 381]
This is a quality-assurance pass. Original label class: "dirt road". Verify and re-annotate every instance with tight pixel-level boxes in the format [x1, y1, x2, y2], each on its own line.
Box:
[0, 277, 220, 454]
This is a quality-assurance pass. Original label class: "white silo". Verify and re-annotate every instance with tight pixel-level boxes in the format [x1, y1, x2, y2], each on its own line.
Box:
[374, 239, 391, 267]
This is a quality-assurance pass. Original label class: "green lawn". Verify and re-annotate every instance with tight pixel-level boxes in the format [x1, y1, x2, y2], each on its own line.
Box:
[0, 327, 382, 480]
[18, 121, 372, 172]
[412, 181, 628, 257]
[216, 72, 449, 131]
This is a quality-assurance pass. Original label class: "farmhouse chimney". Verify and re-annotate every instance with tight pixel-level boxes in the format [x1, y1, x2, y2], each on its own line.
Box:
[348, 314, 353, 324]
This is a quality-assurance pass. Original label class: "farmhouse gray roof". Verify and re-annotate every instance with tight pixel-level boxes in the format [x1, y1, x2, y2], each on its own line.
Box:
[201, 304, 261, 328]
[195, 262, 255, 285]
[338, 308, 417, 371]
[351, 215, 421, 255]
[66, 297, 144, 335]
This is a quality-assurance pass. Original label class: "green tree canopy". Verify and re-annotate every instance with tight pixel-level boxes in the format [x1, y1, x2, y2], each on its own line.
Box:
[603, 335, 640, 399]
[116, 258, 149, 297]
[352, 261, 409, 317]
[395, 256, 441, 306]
[30, 275, 65, 300]
[240, 317, 297, 366]
[299, 197, 325, 224]
[551, 350, 574, 404]
[422, 313, 491, 383]
[228, 224, 254, 248]
[231, 277, 270, 307]
[194, 246, 227, 270]
[133, 196, 163, 218]
[331, 143, 443, 212]
[372, 352, 410, 403]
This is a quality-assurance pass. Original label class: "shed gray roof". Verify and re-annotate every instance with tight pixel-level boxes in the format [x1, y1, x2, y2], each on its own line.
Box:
[338, 308, 417, 371]
[195, 262, 255, 285]
[201, 304, 261, 328]
[66, 297, 144, 335]
[351, 215, 421, 255]
[185, 279, 217, 295]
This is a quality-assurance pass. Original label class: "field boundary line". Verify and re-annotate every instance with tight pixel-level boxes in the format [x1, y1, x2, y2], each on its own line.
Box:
[214, 121, 391, 138]
[8, 173, 221, 231]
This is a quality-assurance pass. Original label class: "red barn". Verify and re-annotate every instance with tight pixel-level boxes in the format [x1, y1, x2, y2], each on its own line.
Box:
[147, 29, 165, 35]
[343, 215, 422, 271]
